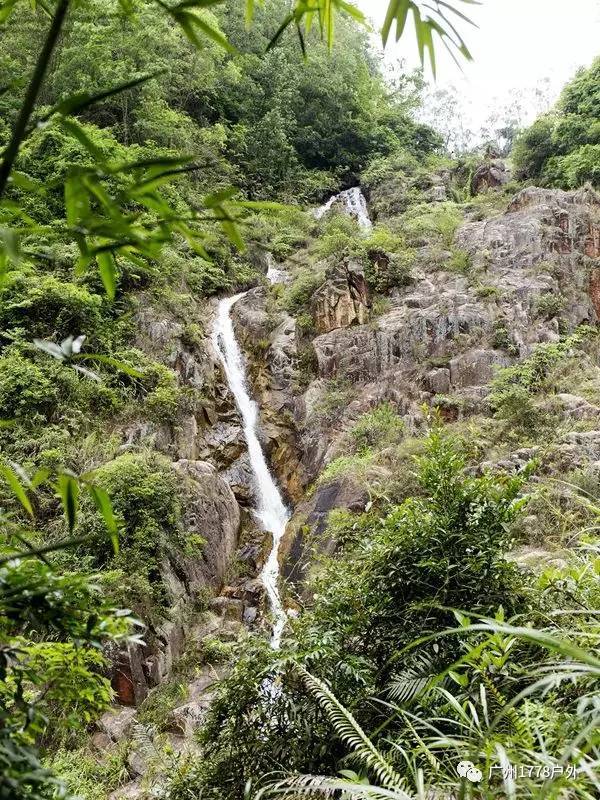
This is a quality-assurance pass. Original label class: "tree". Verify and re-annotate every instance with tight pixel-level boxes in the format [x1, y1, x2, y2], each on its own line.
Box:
[513, 58, 600, 187]
[0, 2, 476, 796]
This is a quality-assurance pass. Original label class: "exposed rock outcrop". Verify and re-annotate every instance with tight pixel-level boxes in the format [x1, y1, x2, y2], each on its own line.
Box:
[280, 477, 369, 593]
[471, 159, 510, 195]
[296, 186, 600, 480]
[109, 461, 240, 705]
[311, 260, 370, 333]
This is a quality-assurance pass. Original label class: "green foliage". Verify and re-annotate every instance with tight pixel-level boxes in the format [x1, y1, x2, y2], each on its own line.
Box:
[317, 449, 377, 486]
[311, 213, 414, 294]
[47, 745, 128, 800]
[491, 321, 519, 355]
[76, 452, 183, 608]
[0, 1, 476, 798]
[282, 266, 326, 315]
[349, 402, 404, 452]
[184, 427, 539, 800]
[8, 643, 113, 737]
[400, 202, 463, 248]
[0, 349, 59, 418]
[535, 292, 565, 320]
[489, 329, 594, 430]
[313, 213, 366, 260]
[0, 275, 103, 344]
[137, 681, 188, 731]
[446, 247, 472, 274]
[513, 58, 600, 187]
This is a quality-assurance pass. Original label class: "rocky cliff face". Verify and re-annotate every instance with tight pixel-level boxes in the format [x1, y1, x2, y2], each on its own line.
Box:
[259, 184, 600, 587]
[100, 174, 600, 798]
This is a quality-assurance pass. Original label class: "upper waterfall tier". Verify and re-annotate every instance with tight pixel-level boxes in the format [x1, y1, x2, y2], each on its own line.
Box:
[314, 186, 372, 230]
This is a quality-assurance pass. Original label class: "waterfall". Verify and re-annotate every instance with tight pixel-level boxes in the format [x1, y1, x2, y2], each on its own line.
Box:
[314, 186, 372, 230]
[265, 253, 288, 285]
[212, 293, 290, 649]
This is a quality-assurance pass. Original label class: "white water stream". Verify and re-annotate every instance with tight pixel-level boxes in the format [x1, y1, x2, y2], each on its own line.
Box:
[213, 190, 370, 648]
[212, 289, 290, 649]
[315, 186, 372, 230]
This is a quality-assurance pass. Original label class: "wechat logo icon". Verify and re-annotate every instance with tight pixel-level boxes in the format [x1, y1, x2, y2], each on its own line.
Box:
[457, 760, 483, 783]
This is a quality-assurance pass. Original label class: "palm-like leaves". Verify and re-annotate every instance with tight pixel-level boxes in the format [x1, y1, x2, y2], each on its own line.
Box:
[260, 620, 600, 800]
[294, 665, 408, 792]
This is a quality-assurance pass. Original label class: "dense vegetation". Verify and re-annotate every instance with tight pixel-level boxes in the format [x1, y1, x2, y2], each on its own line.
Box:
[513, 57, 600, 187]
[1, 1, 599, 799]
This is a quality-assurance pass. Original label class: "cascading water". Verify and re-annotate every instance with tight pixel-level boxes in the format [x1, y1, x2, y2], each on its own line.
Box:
[212, 290, 290, 649]
[265, 253, 288, 285]
[315, 186, 372, 230]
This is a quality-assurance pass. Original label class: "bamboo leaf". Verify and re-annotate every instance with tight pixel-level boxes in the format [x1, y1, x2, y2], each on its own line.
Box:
[185, 14, 237, 53]
[52, 72, 163, 118]
[95, 250, 117, 299]
[56, 473, 80, 533]
[72, 352, 144, 378]
[87, 485, 119, 554]
[0, 463, 33, 516]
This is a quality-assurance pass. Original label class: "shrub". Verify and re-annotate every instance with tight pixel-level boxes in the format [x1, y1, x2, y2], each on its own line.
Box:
[282, 267, 326, 315]
[200, 635, 234, 664]
[313, 213, 365, 261]
[491, 321, 519, 355]
[350, 402, 404, 451]
[489, 330, 594, 431]
[401, 202, 463, 248]
[20, 643, 113, 740]
[535, 293, 564, 320]
[77, 452, 183, 610]
[48, 745, 128, 800]
[0, 350, 59, 418]
[475, 284, 500, 299]
[446, 247, 472, 274]
[191, 429, 537, 800]
[317, 450, 376, 485]
[0, 275, 103, 343]
[137, 681, 188, 730]
[543, 145, 600, 188]
[364, 249, 414, 293]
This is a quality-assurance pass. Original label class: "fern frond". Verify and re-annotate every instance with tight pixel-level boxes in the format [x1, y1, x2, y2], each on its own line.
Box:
[296, 666, 406, 791]
[387, 651, 438, 705]
[258, 774, 413, 800]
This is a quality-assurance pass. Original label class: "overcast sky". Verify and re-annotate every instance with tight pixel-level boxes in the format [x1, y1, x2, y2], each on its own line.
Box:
[358, 0, 600, 138]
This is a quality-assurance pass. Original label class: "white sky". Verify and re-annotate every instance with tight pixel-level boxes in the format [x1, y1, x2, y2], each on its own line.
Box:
[358, 0, 600, 141]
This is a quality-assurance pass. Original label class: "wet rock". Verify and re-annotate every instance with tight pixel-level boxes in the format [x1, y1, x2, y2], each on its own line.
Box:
[173, 459, 240, 593]
[243, 605, 258, 625]
[111, 644, 149, 706]
[198, 421, 246, 465]
[281, 477, 369, 592]
[108, 460, 240, 704]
